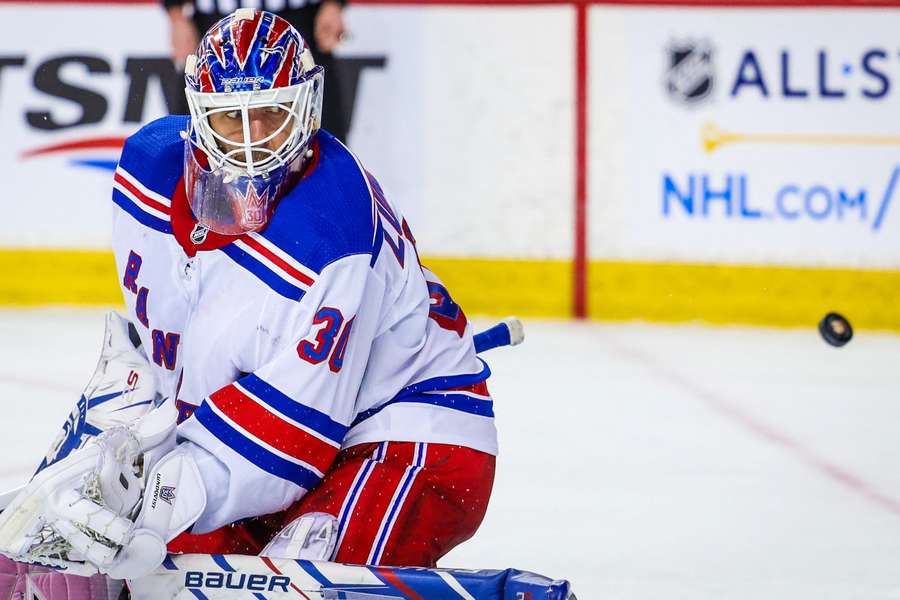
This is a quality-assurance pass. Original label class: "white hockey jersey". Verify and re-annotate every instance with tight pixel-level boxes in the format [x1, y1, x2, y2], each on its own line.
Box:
[110, 116, 496, 532]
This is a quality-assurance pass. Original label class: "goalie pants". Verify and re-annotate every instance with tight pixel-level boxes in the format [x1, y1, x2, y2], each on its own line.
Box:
[168, 442, 495, 567]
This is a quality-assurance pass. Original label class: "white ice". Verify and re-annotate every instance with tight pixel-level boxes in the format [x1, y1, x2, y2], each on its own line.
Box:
[2, 308, 899, 599]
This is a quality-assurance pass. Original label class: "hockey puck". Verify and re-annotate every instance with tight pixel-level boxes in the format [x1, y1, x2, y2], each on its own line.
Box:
[818, 312, 853, 347]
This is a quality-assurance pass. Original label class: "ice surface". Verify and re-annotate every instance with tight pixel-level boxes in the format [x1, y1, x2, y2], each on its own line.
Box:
[2, 308, 899, 599]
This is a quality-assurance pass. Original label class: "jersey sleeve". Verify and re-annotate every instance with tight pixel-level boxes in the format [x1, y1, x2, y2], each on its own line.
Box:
[176, 253, 384, 532]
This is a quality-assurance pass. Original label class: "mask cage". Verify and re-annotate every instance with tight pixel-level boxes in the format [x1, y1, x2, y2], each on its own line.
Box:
[185, 66, 323, 179]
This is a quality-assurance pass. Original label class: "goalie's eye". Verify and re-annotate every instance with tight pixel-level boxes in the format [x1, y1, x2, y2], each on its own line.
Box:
[225, 110, 240, 120]
[268, 106, 279, 114]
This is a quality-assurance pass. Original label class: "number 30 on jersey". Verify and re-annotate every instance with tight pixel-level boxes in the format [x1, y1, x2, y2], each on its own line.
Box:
[297, 307, 355, 373]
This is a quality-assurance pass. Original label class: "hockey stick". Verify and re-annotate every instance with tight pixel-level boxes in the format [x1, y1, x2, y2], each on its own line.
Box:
[473, 316, 524, 354]
[0, 318, 525, 515]
[130, 553, 574, 599]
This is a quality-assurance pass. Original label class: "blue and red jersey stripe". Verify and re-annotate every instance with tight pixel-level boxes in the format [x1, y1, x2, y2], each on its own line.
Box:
[208, 383, 339, 475]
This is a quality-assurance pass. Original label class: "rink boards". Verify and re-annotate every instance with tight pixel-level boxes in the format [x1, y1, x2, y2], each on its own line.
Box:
[1, 1, 899, 328]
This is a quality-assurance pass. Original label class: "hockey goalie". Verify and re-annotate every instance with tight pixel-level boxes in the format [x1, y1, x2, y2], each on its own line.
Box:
[0, 9, 540, 598]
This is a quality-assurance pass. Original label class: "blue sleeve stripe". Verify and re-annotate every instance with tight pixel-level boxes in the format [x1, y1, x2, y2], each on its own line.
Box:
[352, 391, 494, 427]
[194, 401, 322, 490]
[351, 361, 493, 427]
[396, 360, 491, 396]
[112, 190, 172, 234]
[188, 589, 209, 600]
[220, 244, 307, 302]
[239, 373, 348, 444]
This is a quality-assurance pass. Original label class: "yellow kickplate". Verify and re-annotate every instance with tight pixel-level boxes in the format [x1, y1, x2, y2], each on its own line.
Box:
[1, 249, 898, 331]
[0, 249, 121, 306]
[589, 260, 900, 331]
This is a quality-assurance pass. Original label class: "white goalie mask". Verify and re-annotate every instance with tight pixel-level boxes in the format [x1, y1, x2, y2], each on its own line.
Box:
[182, 9, 324, 235]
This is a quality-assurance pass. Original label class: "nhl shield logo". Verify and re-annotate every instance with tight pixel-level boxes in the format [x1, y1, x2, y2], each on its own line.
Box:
[190, 223, 209, 245]
[665, 40, 714, 104]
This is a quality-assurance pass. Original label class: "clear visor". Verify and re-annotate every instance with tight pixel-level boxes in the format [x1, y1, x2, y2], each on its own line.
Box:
[184, 143, 301, 235]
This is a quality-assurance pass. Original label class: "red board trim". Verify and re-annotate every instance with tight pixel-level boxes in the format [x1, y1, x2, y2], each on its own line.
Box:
[573, 2, 587, 319]
[3, 0, 900, 5]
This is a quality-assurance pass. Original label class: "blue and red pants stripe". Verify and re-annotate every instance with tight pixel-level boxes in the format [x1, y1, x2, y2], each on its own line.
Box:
[168, 441, 495, 567]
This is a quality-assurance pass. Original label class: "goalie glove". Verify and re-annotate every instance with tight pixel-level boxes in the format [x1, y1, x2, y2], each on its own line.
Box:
[0, 402, 206, 580]
[38, 311, 162, 474]
[104, 443, 206, 579]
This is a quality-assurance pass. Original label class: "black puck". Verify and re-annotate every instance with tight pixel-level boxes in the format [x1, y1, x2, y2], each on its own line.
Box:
[818, 312, 853, 347]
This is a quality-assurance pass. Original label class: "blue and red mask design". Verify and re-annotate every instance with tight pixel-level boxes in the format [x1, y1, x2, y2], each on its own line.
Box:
[188, 9, 310, 94]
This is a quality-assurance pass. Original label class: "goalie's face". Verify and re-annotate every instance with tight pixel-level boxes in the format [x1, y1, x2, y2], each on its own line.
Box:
[207, 105, 295, 166]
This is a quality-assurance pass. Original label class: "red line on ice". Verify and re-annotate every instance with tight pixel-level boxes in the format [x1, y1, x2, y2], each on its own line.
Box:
[612, 339, 900, 519]
[0, 373, 78, 395]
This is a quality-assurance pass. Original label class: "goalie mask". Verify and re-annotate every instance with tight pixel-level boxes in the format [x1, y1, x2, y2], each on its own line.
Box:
[183, 9, 323, 234]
